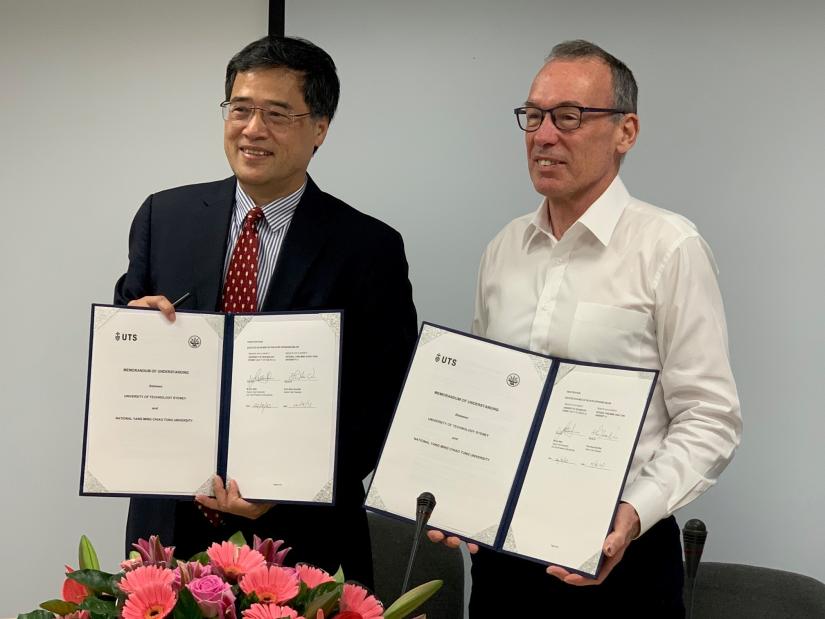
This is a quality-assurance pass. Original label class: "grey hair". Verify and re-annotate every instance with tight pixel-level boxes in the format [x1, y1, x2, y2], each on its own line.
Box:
[546, 40, 637, 114]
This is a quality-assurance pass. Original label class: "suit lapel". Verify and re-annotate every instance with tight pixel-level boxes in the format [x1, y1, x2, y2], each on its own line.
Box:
[263, 176, 336, 309]
[191, 177, 235, 311]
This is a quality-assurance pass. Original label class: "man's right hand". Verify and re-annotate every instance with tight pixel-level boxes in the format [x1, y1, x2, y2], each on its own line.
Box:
[426, 530, 479, 554]
[127, 295, 177, 322]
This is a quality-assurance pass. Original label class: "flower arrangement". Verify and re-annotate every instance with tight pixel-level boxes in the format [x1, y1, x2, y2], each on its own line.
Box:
[18, 534, 440, 619]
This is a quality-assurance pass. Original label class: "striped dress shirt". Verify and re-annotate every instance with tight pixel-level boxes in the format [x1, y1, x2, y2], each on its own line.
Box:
[222, 180, 305, 308]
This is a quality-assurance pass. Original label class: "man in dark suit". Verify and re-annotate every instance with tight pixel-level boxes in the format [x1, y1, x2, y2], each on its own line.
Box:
[115, 36, 417, 586]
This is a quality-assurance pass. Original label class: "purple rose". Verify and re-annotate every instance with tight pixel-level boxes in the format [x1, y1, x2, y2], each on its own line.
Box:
[187, 575, 235, 618]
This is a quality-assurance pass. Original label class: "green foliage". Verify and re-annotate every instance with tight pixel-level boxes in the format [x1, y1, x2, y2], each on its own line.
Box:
[40, 600, 79, 614]
[78, 535, 101, 571]
[17, 611, 55, 619]
[332, 565, 345, 583]
[303, 588, 342, 619]
[172, 587, 202, 619]
[383, 579, 443, 619]
[67, 569, 118, 596]
[228, 530, 248, 547]
[238, 591, 260, 612]
[79, 595, 118, 618]
[187, 551, 210, 565]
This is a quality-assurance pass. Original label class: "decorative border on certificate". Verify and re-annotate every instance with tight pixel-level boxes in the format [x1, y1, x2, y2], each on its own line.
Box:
[472, 524, 501, 546]
[83, 470, 108, 493]
[319, 312, 341, 338]
[366, 484, 386, 510]
[195, 477, 214, 496]
[502, 527, 518, 553]
[313, 480, 334, 503]
[233, 315, 255, 339]
[93, 306, 119, 333]
[419, 324, 447, 346]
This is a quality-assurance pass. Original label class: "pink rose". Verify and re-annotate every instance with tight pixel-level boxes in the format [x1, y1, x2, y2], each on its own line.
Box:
[187, 574, 235, 618]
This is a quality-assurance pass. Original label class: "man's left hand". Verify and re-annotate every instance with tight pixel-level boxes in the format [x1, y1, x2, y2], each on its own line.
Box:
[195, 475, 273, 520]
[546, 502, 640, 586]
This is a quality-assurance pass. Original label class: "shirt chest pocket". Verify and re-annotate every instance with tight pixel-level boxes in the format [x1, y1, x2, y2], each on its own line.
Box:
[568, 302, 653, 366]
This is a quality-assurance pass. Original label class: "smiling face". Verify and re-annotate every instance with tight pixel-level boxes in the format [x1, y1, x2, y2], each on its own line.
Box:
[223, 67, 329, 205]
[525, 58, 637, 212]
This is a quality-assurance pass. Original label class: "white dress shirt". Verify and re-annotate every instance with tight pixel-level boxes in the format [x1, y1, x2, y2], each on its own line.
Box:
[223, 180, 306, 308]
[473, 175, 741, 535]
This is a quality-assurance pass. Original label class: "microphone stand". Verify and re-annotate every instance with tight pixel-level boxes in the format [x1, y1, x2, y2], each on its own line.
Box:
[683, 518, 707, 619]
[401, 492, 436, 595]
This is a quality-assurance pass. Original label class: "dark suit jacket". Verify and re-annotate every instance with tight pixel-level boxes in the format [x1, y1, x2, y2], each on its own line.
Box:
[114, 175, 417, 583]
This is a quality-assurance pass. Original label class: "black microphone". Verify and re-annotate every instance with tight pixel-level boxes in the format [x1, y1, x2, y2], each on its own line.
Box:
[400, 492, 437, 595]
[683, 518, 707, 619]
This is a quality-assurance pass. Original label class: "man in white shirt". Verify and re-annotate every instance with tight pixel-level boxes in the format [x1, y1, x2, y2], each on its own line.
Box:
[430, 40, 741, 616]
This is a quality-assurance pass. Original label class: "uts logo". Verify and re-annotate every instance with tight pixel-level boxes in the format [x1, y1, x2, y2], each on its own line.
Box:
[188, 335, 202, 349]
[115, 332, 138, 342]
[506, 373, 520, 387]
[434, 353, 457, 367]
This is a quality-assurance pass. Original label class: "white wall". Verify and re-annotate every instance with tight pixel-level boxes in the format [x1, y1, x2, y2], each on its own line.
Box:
[285, 0, 825, 586]
[2, 0, 824, 614]
[0, 1, 268, 613]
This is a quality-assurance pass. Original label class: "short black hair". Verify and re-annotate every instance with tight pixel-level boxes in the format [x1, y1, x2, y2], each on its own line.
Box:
[225, 36, 340, 121]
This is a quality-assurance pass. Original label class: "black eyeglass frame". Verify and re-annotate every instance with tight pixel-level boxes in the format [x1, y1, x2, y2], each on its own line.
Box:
[513, 105, 629, 132]
[220, 101, 313, 126]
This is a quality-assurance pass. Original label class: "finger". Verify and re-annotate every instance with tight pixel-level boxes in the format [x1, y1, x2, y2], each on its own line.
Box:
[603, 531, 623, 557]
[154, 297, 176, 322]
[467, 542, 479, 554]
[213, 475, 228, 504]
[427, 530, 446, 543]
[195, 495, 220, 510]
[127, 296, 176, 322]
[227, 478, 242, 500]
[444, 536, 462, 549]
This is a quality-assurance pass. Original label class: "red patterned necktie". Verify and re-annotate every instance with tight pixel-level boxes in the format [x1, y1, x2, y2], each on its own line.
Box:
[199, 206, 264, 527]
[222, 206, 264, 313]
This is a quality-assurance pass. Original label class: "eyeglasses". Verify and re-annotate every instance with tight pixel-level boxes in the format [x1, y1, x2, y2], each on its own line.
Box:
[220, 101, 312, 130]
[514, 105, 627, 132]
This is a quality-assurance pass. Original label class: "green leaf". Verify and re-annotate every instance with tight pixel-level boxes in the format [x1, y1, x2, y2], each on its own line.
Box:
[79, 535, 101, 571]
[79, 596, 118, 618]
[173, 587, 202, 619]
[128, 550, 141, 561]
[383, 580, 443, 619]
[238, 591, 260, 612]
[306, 580, 340, 601]
[17, 610, 54, 619]
[40, 599, 79, 614]
[187, 551, 210, 565]
[68, 569, 117, 595]
[303, 588, 341, 619]
[332, 565, 345, 583]
[228, 530, 247, 547]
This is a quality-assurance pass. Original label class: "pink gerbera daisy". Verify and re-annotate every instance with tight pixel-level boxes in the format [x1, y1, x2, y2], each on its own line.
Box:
[207, 541, 266, 582]
[242, 602, 303, 619]
[121, 582, 177, 619]
[338, 583, 384, 619]
[240, 565, 300, 603]
[295, 564, 335, 589]
[119, 565, 177, 594]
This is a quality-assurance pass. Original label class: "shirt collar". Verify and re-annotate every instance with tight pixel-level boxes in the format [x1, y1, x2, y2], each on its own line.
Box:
[524, 175, 631, 248]
[234, 179, 306, 230]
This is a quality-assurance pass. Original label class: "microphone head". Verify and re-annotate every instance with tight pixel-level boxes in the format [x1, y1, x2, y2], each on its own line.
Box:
[684, 519, 706, 533]
[683, 518, 708, 545]
[417, 492, 436, 512]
